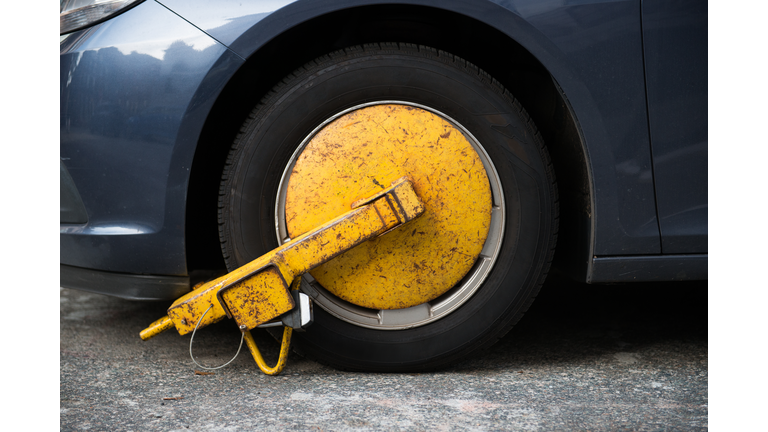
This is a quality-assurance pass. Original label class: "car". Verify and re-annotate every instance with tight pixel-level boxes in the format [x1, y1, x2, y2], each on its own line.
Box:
[60, 0, 707, 372]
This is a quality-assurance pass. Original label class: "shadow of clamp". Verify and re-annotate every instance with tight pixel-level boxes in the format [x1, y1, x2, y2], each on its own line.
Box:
[139, 177, 425, 375]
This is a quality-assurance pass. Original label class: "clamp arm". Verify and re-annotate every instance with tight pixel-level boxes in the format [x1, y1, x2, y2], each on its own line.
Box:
[140, 177, 424, 341]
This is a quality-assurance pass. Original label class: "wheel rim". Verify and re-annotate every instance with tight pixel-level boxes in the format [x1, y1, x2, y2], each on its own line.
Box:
[275, 101, 505, 330]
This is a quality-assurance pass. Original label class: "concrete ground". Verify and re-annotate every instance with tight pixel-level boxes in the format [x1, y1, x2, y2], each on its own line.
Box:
[60, 272, 707, 431]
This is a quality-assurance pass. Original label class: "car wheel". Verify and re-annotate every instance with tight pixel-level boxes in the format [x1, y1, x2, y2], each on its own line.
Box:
[218, 43, 557, 371]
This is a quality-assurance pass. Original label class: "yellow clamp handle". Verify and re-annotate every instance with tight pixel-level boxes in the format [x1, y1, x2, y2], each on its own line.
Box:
[140, 316, 174, 341]
[139, 178, 425, 375]
[243, 327, 293, 376]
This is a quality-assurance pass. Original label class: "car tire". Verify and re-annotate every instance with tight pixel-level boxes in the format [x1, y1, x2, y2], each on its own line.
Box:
[218, 43, 558, 372]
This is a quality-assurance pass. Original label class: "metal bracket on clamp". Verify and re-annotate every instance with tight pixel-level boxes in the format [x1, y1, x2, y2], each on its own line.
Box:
[139, 177, 424, 375]
[258, 290, 314, 331]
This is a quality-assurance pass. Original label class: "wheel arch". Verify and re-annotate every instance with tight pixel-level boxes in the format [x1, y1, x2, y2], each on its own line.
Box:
[184, 2, 593, 281]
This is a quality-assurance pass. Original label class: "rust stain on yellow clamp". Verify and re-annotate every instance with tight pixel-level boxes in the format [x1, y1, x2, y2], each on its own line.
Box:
[285, 104, 492, 310]
[241, 277, 300, 376]
[140, 177, 424, 341]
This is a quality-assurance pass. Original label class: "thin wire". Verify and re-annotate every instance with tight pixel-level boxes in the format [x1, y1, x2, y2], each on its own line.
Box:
[189, 304, 244, 370]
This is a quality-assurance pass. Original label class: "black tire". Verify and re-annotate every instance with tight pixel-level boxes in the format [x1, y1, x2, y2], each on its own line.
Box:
[218, 43, 557, 372]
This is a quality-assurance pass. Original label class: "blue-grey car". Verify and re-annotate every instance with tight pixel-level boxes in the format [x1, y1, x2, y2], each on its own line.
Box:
[60, 0, 707, 371]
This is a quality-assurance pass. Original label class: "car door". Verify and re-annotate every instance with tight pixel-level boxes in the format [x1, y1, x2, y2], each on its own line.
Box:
[642, 0, 708, 254]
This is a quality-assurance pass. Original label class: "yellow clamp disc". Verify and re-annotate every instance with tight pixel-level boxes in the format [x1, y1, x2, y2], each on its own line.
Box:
[284, 104, 492, 310]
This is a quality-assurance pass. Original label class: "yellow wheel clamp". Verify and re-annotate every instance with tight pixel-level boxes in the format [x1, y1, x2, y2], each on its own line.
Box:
[140, 177, 425, 375]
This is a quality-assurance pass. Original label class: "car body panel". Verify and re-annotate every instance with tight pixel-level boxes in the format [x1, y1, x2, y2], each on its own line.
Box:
[500, 0, 661, 255]
[60, 0, 241, 275]
[60, 0, 707, 287]
[641, 0, 707, 254]
[156, 0, 294, 50]
[589, 254, 707, 283]
[163, 0, 662, 256]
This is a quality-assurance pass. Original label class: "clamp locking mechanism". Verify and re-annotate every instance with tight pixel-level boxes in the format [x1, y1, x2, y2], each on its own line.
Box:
[140, 177, 425, 375]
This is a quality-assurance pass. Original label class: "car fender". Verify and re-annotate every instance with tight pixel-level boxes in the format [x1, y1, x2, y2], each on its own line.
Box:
[167, 0, 661, 269]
